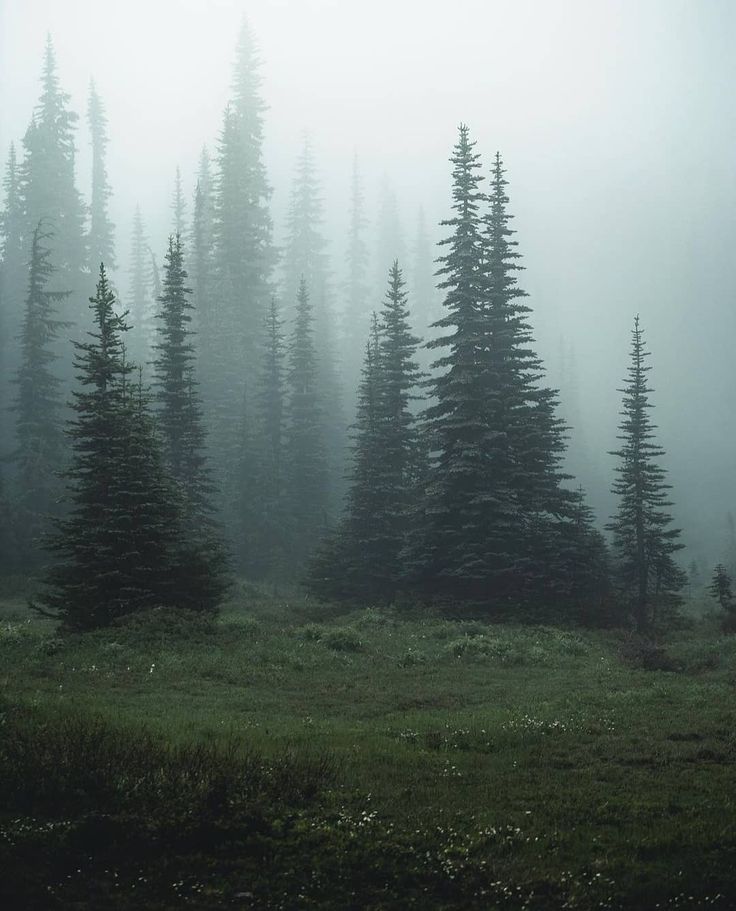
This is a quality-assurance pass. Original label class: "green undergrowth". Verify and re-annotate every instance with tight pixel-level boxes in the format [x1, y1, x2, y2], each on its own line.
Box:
[1, 585, 735, 909]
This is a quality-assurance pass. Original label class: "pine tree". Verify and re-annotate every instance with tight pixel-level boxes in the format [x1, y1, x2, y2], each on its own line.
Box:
[171, 166, 187, 239]
[37, 266, 225, 630]
[11, 223, 70, 563]
[286, 278, 328, 567]
[152, 234, 214, 521]
[282, 137, 344, 506]
[127, 205, 153, 364]
[709, 564, 734, 611]
[608, 316, 684, 630]
[86, 80, 115, 273]
[0, 144, 26, 442]
[190, 147, 215, 346]
[311, 264, 424, 602]
[375, 175, 405, 292]
[342, 154, 370, 390]
[412, 125, 516, 602]
[20, 37, 87, 327]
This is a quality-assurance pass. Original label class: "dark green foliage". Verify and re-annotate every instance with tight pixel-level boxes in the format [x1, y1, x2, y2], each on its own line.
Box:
[311, 264, 424, 602]
[10, 223, 70, 564]
[37, 266, 225, 630]
[709, 564, 733, 611]
[286, 279, 329, 567]
[608, 316, 684, 630]
[86, 80, 115, 272]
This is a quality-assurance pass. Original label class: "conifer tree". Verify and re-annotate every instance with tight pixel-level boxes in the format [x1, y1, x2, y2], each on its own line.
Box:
[11, 223, 70, 563]
[311, 264, 423, 601]
[342, 154, 370, 389]
[412, 207, 439, 352]
[411, 124, 515, 602]
[86, 80, 115, 272]
[608, 316, 684, 630]
[286, 278, 328, 566]
[127, 205, 153, 363]
[0, 144, 26, 440]
[171, 166, 187, 239]
[190, 147, 215, 345]
[20, 37, 87, 325]
[709, 564, 734, 611]
[38, 266, 225, 629]
[375, 176, 405, 292]
[152, 234, 214, 521]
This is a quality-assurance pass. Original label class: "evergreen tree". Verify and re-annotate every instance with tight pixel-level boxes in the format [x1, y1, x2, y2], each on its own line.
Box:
[282, 137, 344, 506]
[152, 234, 214, 521]
[286, 278, 328, 567]
[190, 147, 215, 346]
[411, 124, 515, 602]
[311, 264, 424, 602]
[11, 223, 70, 563]
[709, 564, 734, 611]
[86, 80, 115, 273]
[608, 316, 684, 630]
[20, 36, 87, 326]
[342, 154, 370, 390]
[0, 144, 26, 441]
[127, 205, 153, 363]
[171, 165, 187, 239]
[412, 207, 439, 355]
[253, 295, 289, 577]
[37, 266, 225, 630]
[559, 488, 612, 625]
[375, 175, 405, 292]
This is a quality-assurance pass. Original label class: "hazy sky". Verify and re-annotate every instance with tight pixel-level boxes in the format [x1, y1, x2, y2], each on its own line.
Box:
[1, 0, 735, 559]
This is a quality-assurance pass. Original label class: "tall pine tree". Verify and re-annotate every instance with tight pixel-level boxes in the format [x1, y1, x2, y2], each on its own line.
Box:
[608, 316, 684, 630]
[86, 80, 115, 273]
[11, 223, 70, 564]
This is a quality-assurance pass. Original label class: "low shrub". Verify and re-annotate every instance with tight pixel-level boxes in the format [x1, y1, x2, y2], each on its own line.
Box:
[324, 627, 364, 652]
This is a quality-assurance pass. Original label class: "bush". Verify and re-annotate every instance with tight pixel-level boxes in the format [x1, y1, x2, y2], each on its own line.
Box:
[619, 637, 683, 672]
[722, 612, 736, 635]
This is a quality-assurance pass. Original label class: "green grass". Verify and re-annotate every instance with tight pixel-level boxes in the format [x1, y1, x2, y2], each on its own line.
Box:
[1, 582, 735, 909]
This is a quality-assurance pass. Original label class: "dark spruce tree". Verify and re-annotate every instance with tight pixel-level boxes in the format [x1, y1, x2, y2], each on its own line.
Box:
[311, 264, 424, 602]
[86, 80, 115, 273]
[286, 278, 328, 568]
[37, 266, 225, 630]
[410, 124, 516, 603]
[608, 316, 684, 630]
[11, 223, 70, 564]
[152, 234, 216, 522]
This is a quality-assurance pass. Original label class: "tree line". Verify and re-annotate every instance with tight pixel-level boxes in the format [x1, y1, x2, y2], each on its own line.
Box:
[2, 22, 724, 634]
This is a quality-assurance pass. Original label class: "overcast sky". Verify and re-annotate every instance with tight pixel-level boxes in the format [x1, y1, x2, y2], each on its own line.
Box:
[1, 0, 735, 559]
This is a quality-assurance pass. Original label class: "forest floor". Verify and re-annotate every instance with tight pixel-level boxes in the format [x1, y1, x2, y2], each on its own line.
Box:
[1, 579, 735, 910]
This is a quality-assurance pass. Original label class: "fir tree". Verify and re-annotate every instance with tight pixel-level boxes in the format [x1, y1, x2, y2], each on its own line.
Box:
[708, 564, 733, 611]
[412, 207, 439, 355]
[286, 278, 328, 567]
[190, 147, 215, 346]
[342, 154, 370, 388]
[152, 234, 214, 521]
[171, 166, 187, 239]
[86, 80, 115, 272]
[38, 266, 225, 629]
[11, 223, 70, 563]
[127, 205, 153, 363]
[20, 36, 87, 326]
[311, 264, 424, 602]
[0, 144, 26, 441]
[375, 175, 405, 292]
[608, 316, 684, 630]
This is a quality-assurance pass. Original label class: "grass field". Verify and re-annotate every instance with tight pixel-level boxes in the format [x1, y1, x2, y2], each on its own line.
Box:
[1, 581, 735, 910]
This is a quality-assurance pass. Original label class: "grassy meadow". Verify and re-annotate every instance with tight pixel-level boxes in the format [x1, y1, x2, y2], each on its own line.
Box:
[1, 581, 735, 909]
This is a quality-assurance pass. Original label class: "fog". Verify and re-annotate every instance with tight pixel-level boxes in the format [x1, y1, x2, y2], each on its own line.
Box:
[1, 0, 735, 563]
